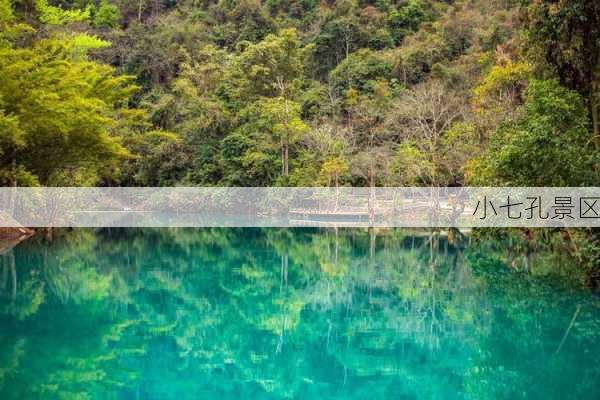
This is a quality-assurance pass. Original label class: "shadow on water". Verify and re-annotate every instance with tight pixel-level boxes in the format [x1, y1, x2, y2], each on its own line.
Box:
[0, 228, 599, 399]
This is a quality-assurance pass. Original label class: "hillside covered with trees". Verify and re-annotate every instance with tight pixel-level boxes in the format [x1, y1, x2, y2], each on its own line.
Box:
[1, 0, 597, 188]
[0, 0, 599, 281]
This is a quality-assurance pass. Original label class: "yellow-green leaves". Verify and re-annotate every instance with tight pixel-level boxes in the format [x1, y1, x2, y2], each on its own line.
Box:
[471, 79, 597, 186]
[319, 157, 349, 187]
[0, 0, 13, 24]
[473, 62, 533, 109]
[35, 0, 89, 25]
[68, 34, 111, 58]
[260, 97, 308, 143]
[227, 28, 303, 100]
[0, 110, 24, 154]
[0, 37, 138, 184]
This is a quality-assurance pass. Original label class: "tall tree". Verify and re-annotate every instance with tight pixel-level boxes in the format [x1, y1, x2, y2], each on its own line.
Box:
[0, 5, 141, 185]
[523, 0, 600, 144]
[470, 79, 598, 186]
[388, 81, 464, 186]
[225, 28, 308, 180]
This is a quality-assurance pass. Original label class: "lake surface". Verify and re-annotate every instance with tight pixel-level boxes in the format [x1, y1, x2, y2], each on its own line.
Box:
[0, 228, 599, 399]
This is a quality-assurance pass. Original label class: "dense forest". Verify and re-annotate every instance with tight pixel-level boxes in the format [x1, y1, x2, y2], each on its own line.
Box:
[1, 0, 598, 187]
[1, 2, 600, 395]
[0, 1, 599, 279]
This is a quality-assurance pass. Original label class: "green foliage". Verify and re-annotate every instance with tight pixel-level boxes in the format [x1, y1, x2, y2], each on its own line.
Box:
[0, 0, 13, 24]
[392, 140, 435, 185]
[261, 97, 309, 143]
[522, 0, 600, 143]
[0, 0, 597, 197]
[471, 79, 598, 186]
[218, 95, 309, 185]
[35, 0, 90, 25]
[522, 0, 600, 99]
[0, 0, 596, 282]
[121, 130, 192, 186]
[227, 28, 304, 100]
[313, 16, 366, 75]
[0, 111, 24, 156]
[0, 0, 34, 44]
[329, 49, 393, 94]
[387, 0, 425, 44]
[393, 29, 448, 85]
[319, 156, 349, 186]
[1, 0, 539, 189]
[93, 0, 121, 29]
[473, 61, 533, 107]
[68, 33, 111, 57]
[0, 34, 136, 184]
[367, 28, 394, 50]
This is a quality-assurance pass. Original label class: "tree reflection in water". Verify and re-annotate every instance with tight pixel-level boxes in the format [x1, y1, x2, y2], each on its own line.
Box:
[0, 228, 599, 399]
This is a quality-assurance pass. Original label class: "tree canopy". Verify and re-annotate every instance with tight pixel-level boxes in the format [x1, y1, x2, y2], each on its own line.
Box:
[0, 0, 597, 187]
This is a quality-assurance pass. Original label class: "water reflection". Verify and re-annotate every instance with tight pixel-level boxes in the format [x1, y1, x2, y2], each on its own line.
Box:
[0, 228, 599, 399]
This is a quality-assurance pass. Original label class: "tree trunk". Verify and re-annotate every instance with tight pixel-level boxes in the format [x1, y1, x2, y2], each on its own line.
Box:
[284, 142, 289, 177]
[582, 17, 599, 148]
[369, 228, 375, 258]
[10, 251, 16, 302]
[280, 86, 291, 179]
[9, 157, 16, 216]
[369, 161, 375, 225]
[280, 254, 288, 290]
[281, 143, 285, 177]
[153, 0, 160, 17]
[1, 256, 6, 291]
[138, 0, 143, 22]
[281, 141, 289, 177]
[591, 85, 599, 148]
[334, 181, 339, 211]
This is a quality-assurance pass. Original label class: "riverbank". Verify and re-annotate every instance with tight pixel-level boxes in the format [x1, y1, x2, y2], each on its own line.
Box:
[0, 226, 35, 254]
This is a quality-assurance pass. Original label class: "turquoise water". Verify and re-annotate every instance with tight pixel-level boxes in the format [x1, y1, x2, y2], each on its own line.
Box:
[0, 228, 599, 399]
